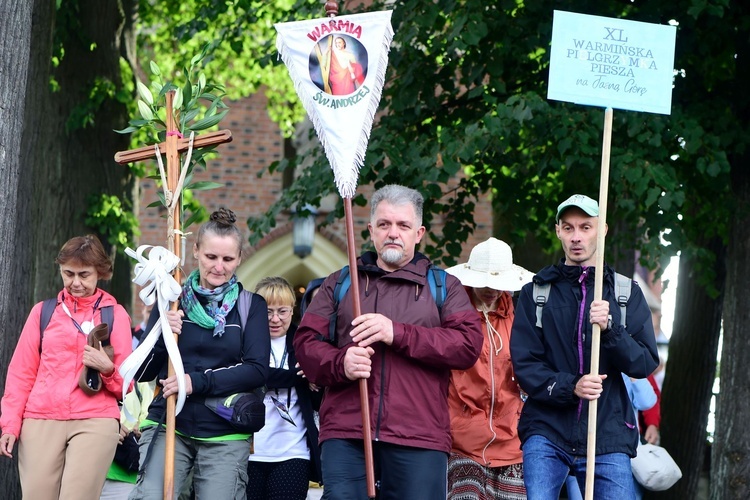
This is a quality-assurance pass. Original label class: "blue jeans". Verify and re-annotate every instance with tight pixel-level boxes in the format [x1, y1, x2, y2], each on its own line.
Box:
[522, 435, 635, 500]
[321, 439, 448, 500]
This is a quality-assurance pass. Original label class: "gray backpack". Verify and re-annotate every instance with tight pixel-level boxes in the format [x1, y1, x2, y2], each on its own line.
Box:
[533, 273, 631, 329]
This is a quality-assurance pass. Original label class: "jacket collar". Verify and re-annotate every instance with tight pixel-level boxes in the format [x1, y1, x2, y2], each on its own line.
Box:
[534, 258, 615, 287]
[357, 251, 433, 286]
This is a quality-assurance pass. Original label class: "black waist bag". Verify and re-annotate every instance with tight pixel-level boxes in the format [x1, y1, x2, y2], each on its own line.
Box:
[204, 388, 267, 433]
[114, 432, 140, 472]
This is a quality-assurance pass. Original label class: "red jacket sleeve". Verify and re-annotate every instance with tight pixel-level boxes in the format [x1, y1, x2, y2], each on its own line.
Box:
[640, 373, 661, 429]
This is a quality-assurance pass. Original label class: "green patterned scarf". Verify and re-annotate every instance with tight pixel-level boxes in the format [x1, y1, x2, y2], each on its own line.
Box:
[181, 270, 239, 337]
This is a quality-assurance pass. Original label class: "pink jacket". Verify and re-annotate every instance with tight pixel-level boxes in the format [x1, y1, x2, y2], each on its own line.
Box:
[0, 289, 132, 438]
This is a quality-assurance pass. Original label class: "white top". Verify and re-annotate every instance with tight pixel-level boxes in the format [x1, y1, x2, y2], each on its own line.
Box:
[249, 336, 310, 462]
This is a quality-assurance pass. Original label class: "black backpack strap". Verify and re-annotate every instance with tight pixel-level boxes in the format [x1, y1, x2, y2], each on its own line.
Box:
[326, 266, 350, 343]
[98, 305, 115, 349]
[39, 298, 58, 354]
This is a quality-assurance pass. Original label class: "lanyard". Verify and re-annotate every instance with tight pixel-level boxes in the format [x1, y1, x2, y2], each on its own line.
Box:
[270, 340, 291, 405]
[60, 293, 103, 334]
[270, 342, 288, 370]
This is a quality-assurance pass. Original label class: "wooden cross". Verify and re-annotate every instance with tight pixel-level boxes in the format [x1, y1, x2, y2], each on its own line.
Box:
[114, 90, 232, 500]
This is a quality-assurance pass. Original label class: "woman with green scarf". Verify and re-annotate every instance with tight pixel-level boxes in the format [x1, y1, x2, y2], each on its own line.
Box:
[130, 208, 270, 500]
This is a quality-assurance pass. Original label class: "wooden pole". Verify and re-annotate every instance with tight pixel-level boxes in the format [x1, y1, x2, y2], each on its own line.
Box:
[114, 89, 233, 500]
[344, 197, 377, 498]
[163, 90, 182, 500]
[584, 107, 613, 500]
[324, 1, 375, 496]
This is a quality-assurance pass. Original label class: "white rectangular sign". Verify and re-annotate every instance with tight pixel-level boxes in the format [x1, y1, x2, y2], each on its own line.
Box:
[547, 10, 677, 115]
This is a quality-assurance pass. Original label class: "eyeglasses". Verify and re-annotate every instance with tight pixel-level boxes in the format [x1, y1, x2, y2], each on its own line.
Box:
[267, 308, 293, 320]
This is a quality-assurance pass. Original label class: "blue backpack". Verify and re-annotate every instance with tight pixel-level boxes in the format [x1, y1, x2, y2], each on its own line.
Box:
[325, 265, 448, 344]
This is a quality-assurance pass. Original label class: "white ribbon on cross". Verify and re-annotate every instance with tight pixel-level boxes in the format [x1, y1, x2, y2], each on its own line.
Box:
[119, 245, 187, 415]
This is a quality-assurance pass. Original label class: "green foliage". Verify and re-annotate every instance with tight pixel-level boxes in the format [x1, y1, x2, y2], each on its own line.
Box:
[123, 0, 736, 283]
[85, 194, 140, 250]
[66, 77, 119, 132]
[135, 0, 322, 137]
[248, 0, 735, 280]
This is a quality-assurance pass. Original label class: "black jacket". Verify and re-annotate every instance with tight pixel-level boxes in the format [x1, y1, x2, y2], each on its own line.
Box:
[137, 286, 270, 438]
[510, 261, 659, 457]
[265, 323, 323, 483]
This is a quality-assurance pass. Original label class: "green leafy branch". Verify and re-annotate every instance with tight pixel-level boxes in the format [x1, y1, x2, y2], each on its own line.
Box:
[116, 44, 229, 235]
[85, 194, 141, 250]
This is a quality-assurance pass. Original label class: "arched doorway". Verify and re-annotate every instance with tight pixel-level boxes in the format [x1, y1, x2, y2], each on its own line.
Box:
[237, 231, 347, 298]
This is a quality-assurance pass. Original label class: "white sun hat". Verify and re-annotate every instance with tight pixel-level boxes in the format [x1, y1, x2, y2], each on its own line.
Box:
[445, 237, 534, 292]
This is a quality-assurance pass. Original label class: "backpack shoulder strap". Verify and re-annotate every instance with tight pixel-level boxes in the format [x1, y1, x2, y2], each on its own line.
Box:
[101, 305, 114, 331]
[614, 273, 632, 327]
[427, 266, 447, 313]
[533, 282, 550, 329]
[333, 266, 351, 306]
[327, 266, 350, 343]
[238, 289, 253, 332]
[39, 298, 58, 353]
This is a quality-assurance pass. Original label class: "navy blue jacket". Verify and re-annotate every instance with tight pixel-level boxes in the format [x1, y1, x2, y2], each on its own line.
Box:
[137, 286, 270, 438]
[510, 261, 659, 457]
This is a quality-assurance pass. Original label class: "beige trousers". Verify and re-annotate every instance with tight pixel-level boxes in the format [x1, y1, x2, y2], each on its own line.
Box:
[19, 418, 120, 500]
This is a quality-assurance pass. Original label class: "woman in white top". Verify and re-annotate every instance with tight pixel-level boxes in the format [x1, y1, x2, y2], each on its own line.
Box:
[247, 277, 322, 500]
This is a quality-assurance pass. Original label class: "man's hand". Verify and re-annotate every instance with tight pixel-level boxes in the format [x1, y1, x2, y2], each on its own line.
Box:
[574, 373, 608, 400]
[350, 313, 394, 347]
[343, 346, 375, 381]
[589, 300, 610, 331]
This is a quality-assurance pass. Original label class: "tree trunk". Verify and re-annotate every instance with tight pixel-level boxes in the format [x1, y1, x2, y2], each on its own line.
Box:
[31, 0, 133, 304]
[1, 1, 134, 495]
[710, 157, 750, 499]
[0, 0, 54, 496]
[647, 241, 725, 500]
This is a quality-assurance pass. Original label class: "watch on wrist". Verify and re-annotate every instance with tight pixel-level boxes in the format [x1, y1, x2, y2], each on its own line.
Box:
[605, 314, 613, 332]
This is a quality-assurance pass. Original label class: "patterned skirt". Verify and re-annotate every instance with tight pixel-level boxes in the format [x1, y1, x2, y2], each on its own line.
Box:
[447, 453, 526, 500]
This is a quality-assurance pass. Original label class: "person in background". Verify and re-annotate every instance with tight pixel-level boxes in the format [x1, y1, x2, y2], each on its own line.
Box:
[130, 208, 269, 500]
[0, 234, 133, 500]
[132, 302, 152, 348]
[246, 276, 322, 500]
[100, 380, 156, 500]
[445, 237, 533, 500]
[295, 184, 483, 499]
[300, 278, 325, 318]
[510, 194, 659, 499]
[640, 374, 661, 445]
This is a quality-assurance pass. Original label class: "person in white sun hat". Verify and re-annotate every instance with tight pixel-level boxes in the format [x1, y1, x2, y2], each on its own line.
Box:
[445, 237, 533, 500]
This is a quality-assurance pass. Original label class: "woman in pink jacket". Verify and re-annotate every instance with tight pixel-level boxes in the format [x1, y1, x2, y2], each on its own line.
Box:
[0, 235, 132, 500]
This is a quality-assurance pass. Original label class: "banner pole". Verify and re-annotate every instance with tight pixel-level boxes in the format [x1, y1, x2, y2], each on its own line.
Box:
[585, 106, 613, 500]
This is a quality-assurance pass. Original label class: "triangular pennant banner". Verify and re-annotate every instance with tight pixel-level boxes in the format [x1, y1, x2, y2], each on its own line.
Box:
[275, 11, 394, 198]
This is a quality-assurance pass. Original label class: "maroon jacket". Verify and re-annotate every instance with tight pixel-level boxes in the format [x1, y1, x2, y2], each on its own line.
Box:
[294, 252, 483, 453]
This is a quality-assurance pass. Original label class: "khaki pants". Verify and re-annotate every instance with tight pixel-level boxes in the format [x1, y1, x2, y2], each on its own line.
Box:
[19, 418, 120, 500]
[129, 426, 250, 500]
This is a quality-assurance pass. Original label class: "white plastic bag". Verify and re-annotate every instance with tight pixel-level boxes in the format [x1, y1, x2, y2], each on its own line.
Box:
[631, 442, 682, 491]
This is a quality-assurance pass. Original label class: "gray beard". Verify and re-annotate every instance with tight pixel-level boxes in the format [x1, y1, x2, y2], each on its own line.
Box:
[380, 248, 404, 265]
